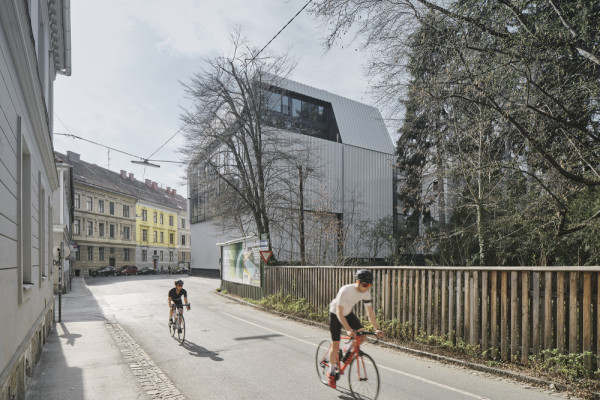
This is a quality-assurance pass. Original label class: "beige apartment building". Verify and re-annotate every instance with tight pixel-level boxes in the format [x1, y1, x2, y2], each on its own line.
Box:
[56, 151, 188, 276]
[71, 181, 138, 276]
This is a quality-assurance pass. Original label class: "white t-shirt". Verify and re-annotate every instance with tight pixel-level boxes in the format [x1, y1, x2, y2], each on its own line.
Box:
[329, 283, 372, 316]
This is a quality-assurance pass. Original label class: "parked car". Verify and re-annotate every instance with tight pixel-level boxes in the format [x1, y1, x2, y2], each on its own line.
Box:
[119, 265, 139, 276]
[173, 266, 189, 275]
[91, 266, 116, 277]
[139, 267, 157, 275]
[100, 266, 117, 277]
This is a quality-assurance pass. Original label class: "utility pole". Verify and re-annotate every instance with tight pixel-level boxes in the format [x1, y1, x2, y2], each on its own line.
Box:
[298, 166, 306, 266]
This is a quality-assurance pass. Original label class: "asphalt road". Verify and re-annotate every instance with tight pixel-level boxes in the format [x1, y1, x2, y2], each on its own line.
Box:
[85, 275, 571, 400]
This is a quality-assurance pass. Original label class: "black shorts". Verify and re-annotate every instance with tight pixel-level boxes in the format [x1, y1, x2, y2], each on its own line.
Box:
[329, 312, 363, 341]
[172, 302, 184, 309]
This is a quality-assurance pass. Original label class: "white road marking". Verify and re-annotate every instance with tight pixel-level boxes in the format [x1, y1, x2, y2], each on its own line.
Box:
[221, 311, 489, 399]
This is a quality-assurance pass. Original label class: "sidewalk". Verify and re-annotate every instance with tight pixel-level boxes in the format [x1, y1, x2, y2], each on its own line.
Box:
[26, 277, 148, 400]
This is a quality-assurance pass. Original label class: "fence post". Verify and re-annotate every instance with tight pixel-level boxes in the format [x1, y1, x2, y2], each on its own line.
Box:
[521, 271, 529, 365]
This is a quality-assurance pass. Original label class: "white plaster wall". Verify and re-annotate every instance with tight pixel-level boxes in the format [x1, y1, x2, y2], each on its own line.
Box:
[190, 221, 223, 271]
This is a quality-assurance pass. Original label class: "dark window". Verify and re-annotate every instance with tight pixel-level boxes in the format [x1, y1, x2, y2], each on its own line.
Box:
[109, 202, 114, 215]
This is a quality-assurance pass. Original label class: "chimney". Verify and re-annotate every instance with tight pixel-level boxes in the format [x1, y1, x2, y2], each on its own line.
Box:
[166, 187, 171, 195]
[145, 179, 152, 187]
[152, 182, 158, 189]
[129, 173, 135, 181]
[172, 189, 177, 196]
[120, 170, 127, 178]
[67, 151, 80, 161]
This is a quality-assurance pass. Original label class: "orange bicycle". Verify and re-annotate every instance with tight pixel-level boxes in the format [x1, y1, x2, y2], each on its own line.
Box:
[316, 331, 380, 400]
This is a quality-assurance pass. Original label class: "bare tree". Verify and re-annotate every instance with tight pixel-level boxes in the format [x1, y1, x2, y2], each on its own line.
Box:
[181, 31, 310, 250]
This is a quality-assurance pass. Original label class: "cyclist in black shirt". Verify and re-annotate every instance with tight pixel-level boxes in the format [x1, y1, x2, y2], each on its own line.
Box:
[168, 280, 190, 330]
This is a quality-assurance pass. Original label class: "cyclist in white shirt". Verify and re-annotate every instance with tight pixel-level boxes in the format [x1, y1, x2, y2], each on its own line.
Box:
[326, 269, 383, 389]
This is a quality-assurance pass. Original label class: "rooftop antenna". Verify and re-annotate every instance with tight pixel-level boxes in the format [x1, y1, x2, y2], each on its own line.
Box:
[107, 149, 111, 169]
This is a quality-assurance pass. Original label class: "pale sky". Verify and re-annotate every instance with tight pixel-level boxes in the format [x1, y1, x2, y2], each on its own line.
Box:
[53, 0, 383, 196]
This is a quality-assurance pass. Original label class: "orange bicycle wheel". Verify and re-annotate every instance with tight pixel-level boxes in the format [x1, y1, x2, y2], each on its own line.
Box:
[348, 351, 379, 400]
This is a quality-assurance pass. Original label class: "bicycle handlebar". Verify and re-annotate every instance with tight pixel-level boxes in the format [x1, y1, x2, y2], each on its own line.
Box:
[171, 303, 191, 308]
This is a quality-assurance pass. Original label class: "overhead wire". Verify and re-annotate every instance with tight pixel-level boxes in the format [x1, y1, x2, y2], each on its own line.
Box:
[54, 1, 314, 165]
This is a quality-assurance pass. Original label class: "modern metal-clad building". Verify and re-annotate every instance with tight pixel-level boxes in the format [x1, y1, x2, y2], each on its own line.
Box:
[189, 76, 395, 270]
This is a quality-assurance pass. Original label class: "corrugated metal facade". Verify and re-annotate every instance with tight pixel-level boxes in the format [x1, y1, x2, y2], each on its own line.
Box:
[275, 78, 394, 154]
[191, 77, 396, 266]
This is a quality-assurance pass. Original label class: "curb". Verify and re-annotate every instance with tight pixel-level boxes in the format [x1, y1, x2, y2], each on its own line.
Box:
[215, 290, 581, 396]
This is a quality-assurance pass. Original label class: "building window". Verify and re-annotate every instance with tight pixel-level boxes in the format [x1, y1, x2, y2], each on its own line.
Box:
[169, 251, 174, 262]
[181, 218, 186, 229]
[86, 196, 93, 211]
[169, 233, 174, 245]
[182, 252, 186, 262]
[98, 200, 104, 213]
[74, 193, 80, 209]
[87, 246, 93, 261]
[160, 232, 164, 243]
[123, 226, 130, 240]
[109, 202, 115, 215]
[142, 209, 147, 221]
[110, 224, 115, 238]
[153, 231, 157, 242]
[160, 251, 164, 261]
[142, 229, 148, 241]
[87, 221, 93, 236]
[181, 234, 186, 246]
[99, 223, 105, 237]
[169, 216, 173, 226]
[123, 205, 130, 217]
[73, 219, 80, 235]
[75, 249, 80, 261]
[160, 213, 163, 224]
[110, 247, 115, 254]
[99, 247, 104, 261]
[153, 212, 157, 223]
[142, 250, 147, 261]
[124, 249, 130, 261]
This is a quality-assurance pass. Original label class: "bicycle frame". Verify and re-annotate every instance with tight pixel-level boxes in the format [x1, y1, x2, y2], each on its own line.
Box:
[338, 332, 369, 374]
[171, 303, 190, 327]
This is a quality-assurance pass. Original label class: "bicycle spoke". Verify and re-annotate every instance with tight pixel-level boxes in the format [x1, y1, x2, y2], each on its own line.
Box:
[315, 339, 332, 384]
[348, 352, 379, 400]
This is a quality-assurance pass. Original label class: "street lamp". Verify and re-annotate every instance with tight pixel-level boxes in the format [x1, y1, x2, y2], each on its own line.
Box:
[131, 159, 160, 168]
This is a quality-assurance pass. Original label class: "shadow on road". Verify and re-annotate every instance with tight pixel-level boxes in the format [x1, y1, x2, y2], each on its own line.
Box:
[181, 339, 224, 361]
[234, 334, 283, 341]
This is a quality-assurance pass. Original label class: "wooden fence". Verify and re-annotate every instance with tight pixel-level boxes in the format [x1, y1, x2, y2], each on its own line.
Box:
[259, 265, 600, 367]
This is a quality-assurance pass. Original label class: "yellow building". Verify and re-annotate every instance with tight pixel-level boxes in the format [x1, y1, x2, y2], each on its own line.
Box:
[136, 203, 179, 271]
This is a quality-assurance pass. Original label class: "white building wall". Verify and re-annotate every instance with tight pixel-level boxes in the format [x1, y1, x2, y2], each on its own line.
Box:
[0, 0, 70, 396]
[190, 221, 223, 271]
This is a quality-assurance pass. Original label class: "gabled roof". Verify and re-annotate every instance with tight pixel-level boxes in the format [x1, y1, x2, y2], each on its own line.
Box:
[55, 151, 187, 212]
[274, 77, 394, 154]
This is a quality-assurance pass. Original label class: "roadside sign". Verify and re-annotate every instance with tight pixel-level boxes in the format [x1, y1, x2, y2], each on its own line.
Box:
[259, 251, 273, 263]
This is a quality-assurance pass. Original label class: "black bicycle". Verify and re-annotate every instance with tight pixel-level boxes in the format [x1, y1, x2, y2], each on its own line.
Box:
[169, 303, 190, 344]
